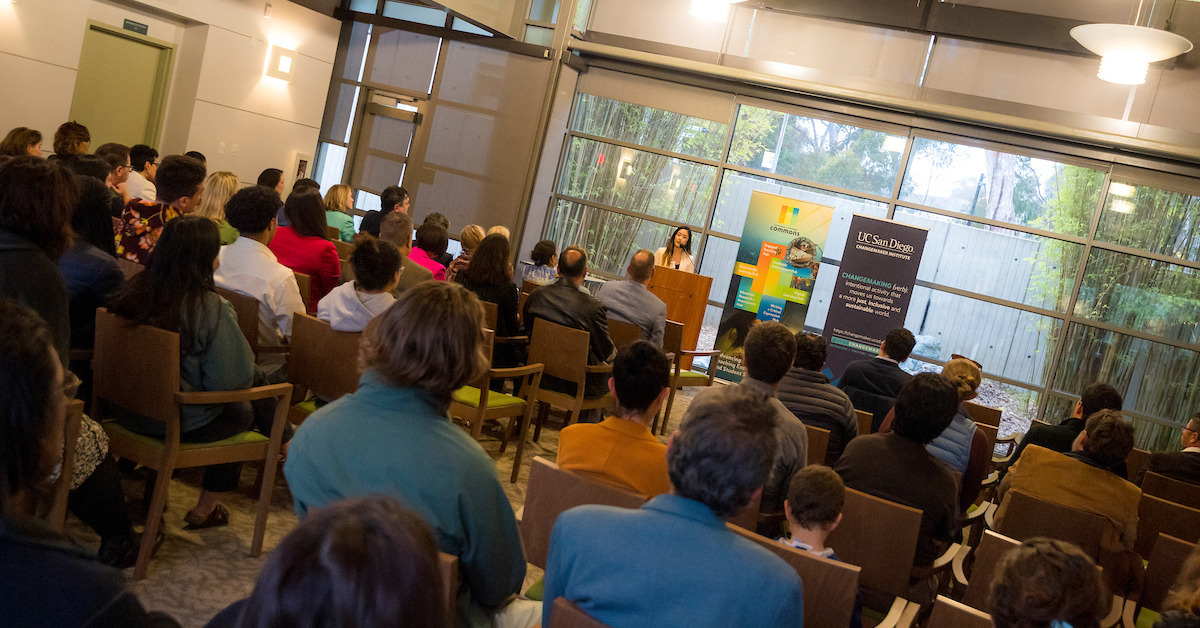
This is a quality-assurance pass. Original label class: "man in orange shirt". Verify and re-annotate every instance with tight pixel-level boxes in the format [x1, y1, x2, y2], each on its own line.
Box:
[556, 340, 672, 497]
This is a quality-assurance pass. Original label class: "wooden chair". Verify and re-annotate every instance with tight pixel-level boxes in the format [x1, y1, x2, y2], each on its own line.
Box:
[333, 239, 354, 261]
[47, 400, 85, 531]
[1127, 534, 1195, 625]
[324, 224, 339, 240]
[1135, 494, 1200, 559]
[656, 319, 721, 435]
[806, 423, 830, 467]
[953, 530, 1019, 610]
[481, 301, 499, 331]
[963, 401, 1002, 427]
[215, 287, 291, 358]
[855, 409, 872, 436]
[286, 314, 362, 424]
[990, 490, 1106, 561]
[548, 597, 610, 628]
[448, 330, 544, 483]
[527, 319, 614, 441]
[606, 318, 642, 350]
[294, 271, 312, 311]
[521, 279, 539, 295]
[1126, 448, 1151, 483]
[116, 257, 144, 279]
[91, 308, 293, 579]
[728, 524, 861, 628]
[438, 552, 459, 628]
[520, 457, 646, 569]
[339, 258, 355, 285]
[1141, 471, 1200, 510]
[927, 595, 991, 628]
[825, 488, 924, 626]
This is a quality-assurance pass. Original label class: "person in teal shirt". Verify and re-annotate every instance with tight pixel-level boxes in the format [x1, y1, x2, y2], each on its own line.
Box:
[322, 183, 356, 243]
[284, 281, 530, 628]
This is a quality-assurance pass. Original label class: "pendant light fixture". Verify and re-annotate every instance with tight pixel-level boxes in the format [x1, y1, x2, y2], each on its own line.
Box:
[1070, 0, 1192, 86]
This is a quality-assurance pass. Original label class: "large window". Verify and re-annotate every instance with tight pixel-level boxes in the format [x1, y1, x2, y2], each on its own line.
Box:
[543, 89, 1200, 448]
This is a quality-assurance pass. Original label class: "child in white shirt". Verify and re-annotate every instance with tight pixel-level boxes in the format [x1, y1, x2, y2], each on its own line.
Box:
[317, 235, 402, 332]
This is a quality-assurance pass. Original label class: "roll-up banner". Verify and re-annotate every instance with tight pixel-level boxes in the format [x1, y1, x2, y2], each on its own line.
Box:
[823, 215, 929, 380]
[714, 191, 834, 382]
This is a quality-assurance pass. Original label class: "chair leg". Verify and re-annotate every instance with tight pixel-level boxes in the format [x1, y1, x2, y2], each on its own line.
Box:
[469, 409, 485, 441]
[532, 402, 549, 443]
[499, 415, 514, 453]
[660, 386, 679, 435]
[252, 453, 281, 557]
[134, 464, 174, 580]
[510, 402, 538, 484]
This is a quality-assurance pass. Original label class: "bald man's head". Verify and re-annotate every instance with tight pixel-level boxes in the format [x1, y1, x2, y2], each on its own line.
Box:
[558, 245, 588, 281]
[628, 249, 655, 283]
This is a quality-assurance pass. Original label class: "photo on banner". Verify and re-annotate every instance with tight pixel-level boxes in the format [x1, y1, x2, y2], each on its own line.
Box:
[714, 191, 834, 382]
[823, 214, 929, 380]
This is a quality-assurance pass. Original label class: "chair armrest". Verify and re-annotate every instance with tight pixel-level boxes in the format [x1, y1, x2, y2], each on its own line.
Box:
[680, 350, 722, 358]
[980, 470, 999, 488]
[490, 364, 544, 379]
[961, 500, 991, 525]
[584, 364, 613, 375]
[952, 544, 973, 589]
[176, 383, 294, 405]
[983, 502, 998, 530]
[494, 335, 529, 345]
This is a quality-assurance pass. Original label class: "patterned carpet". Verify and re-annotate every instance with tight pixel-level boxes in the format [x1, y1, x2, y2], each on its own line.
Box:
[63, 389, 700, 627]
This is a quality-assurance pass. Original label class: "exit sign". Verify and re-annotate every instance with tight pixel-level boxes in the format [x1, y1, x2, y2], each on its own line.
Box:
[123, 19, 149, 35]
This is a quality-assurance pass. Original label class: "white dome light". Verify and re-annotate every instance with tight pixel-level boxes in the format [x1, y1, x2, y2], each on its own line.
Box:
[689, 0, 745, 22]
[1070, 24, 1192, 85]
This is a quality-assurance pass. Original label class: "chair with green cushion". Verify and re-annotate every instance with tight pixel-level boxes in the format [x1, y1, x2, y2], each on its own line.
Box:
[1125, 534, 1196, 628]
[448, 329, 544, 483]
[286, 313, 362, 424]
[91, 308, 293, 580]
[656, 319, 721, 435]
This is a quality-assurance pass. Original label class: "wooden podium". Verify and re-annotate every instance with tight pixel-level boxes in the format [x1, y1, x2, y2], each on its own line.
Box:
[647, 266, 712, 365]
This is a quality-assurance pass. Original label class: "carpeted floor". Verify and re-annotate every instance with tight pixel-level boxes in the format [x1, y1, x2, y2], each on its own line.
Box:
[63, 389, 702, 628]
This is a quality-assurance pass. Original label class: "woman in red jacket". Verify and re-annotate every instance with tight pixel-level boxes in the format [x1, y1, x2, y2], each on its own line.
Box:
[268, 188, 340, 313]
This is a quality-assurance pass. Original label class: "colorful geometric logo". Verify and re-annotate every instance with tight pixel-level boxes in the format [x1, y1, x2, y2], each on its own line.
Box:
[778, 204, 802, 226]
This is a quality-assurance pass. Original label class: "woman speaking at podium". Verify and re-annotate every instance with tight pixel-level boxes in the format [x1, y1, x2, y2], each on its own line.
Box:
[655, 226, 695, 273]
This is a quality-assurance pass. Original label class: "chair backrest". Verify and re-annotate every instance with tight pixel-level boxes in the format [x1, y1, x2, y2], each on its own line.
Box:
[339, 258, 355, 284]
[528, 318, 590, 385]
[438, 552, 458, 627]
[215, 287, 263, 348]
[1140, 534, 1196, 613]
[289, 313, 362, 401]
[805, 423, 830, 467]
[333, 239, 354, 260]
[521, 457, 647, 569]
[92, 308, 181, 422]
[825, 487, 922, 598]
[854, 409, 872, 436]
[324, 224, 338, 240]
[481, 301, 499, 331]
[728, 524, 861, 628]
[963, 401, 1002, 427]
[927, 595, 992, 628]
[975, 422, 998, 459]
[1142, 471, 1200, 510]
[662, 319, 684, 354]
[548, 597, 611, 628]
[294, 272, 312, 310]
[116, 257, 144, 279]
[521, 279, 538, 294]
[1127, 448, 1152, 483]
[1136, 493, 1200, 559]
[995, 489, 1106, 561]
[606, 318, 642, 350]
[962, 530, 1021, 610]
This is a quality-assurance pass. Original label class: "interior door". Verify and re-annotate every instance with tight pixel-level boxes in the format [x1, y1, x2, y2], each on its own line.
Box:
[69, 23, 173, 148]
[348, 101, 420, 216]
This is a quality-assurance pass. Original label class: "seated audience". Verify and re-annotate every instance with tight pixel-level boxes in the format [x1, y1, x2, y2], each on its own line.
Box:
[1157, 545, 1200, 625]
[51, 120, 90, 160]
[1139, 412, 1200, 486]
[457, 233, 522, 367]
[596, 249, 667, 346]
[358, 184, 409, 238]
[446, 224, 485, 282]
[523, 245, 615, 404]
[778, 332, 857, 465]
[321, 183, 355, 243]
[422, 212, 454, 267]
[780, 466, 863, 628]
[193, 171, 241, 245]
[257, 168, 284, 196]
[268, 188, 341, 312]
[487, 225, 509, 239]
[522, 239, 558, 286]
[879, 357, 989, 510]
[0, 300, 177, 627]
[0, 126, 42, 157]
[691, 321, 806, 515]
[115, 154, 206, 264]
[58, 174, 123, 353]
[837, 327, 915, 432]
[557, 340, 672, 497]
[409, 222, 449, 281]
[214, 186, 305, 379]
[205, 496, 445, 628]
[317, 235, 401, 332]
[379, 210, 432, 293]
[112, 216, 289, 530]
[292, 177, 319, 194]
[95, 142, 131, 207]
[127, 144, 158, 201]
[184, 151, 207, 169]
[989, 538, 1107, 628]
[1002, 382, 1123, 478]
[542, 384, 803, 627]
[285, 282, 532, 628]
[997, 409, 1141, 591]
[835, 372, 959, 598]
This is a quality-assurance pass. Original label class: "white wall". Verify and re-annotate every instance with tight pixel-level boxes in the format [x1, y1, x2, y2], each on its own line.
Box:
[1, 0, 339, 186]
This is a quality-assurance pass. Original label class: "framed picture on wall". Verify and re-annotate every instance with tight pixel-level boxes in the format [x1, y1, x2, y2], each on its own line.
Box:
[289, 150, 313, 188]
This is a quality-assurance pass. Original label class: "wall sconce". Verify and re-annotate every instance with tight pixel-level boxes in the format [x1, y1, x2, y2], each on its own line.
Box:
[617, 158, 633, 181]
[265, 45, 295, 81]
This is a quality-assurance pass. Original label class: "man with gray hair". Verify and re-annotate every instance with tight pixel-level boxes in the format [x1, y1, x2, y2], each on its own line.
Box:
[542, 385, 803, 627]
[596, 249, 667, 345]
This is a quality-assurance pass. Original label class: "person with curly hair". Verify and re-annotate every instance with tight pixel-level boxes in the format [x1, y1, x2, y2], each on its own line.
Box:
[989, 537, 1107, 628]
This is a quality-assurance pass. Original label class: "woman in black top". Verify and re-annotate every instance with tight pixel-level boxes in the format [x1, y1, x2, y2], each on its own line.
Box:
[457, 233, 522, 368]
